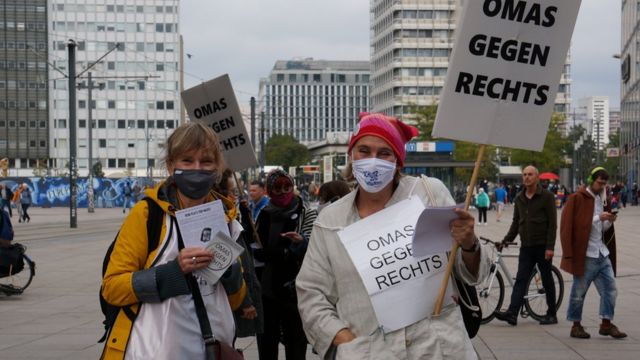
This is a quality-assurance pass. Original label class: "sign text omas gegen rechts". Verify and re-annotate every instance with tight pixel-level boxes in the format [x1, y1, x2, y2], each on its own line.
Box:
[433, 0, 581, 151]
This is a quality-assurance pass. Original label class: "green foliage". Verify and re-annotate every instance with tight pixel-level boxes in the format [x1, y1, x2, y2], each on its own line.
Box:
[265, 134, 310, 169]
[410, 104, 438, 141]
[92, 160, 105, 178]
[505, 112, 569, 173]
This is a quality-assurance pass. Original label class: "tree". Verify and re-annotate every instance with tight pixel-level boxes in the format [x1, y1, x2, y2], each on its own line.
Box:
[504, 112, 569, 173]
[265, 134, 310, 170]
[93, 160, 105, 178]
[32, 159, 49, 177]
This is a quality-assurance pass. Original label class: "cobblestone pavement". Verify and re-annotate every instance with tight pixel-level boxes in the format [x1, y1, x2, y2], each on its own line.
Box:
[1, 203, 638, 359]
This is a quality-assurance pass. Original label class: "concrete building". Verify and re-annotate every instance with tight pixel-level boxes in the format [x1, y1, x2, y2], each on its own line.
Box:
[577, 96, 610, 150]
[0, 0, 49, 176]
[369, 0, 572, 120]
[610, 108, 621, 136]
[49, 0, 182, 178]
[621, 0, 640, 188]
[257, 59, 370, 151]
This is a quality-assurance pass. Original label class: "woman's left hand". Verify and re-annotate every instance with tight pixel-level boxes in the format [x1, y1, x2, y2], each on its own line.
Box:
[281, 231, 303, 243]
[240, 305, 258, 320]
[450, 208, 476, 250]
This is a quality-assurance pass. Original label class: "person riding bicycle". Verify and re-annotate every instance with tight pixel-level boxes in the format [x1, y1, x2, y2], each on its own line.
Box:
[494, 165, 558, 326]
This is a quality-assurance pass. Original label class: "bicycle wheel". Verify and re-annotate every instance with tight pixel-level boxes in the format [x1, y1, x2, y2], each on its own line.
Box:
[476, 268, 505, 324]
[524, 265, 564, 321]
[0, 254, 35, 295]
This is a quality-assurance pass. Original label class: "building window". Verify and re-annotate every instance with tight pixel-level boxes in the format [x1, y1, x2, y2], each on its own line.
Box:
[99, 139, 107, 148]
[98, 120, 106, 128]
[156, 101, 165, 110]
[276, 74, 284, 82]
[118, 120, 126, 129]
[118, 159, 125, 168]
[166, 120, 175, 129]
[166, 101, 174, 110]
[108, 158, 116, 167]
[138, 120, 145, 129]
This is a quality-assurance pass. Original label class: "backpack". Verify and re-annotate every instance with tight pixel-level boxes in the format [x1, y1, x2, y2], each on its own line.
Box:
[0, 208, 14, 241]
[98, 197, 165, 343]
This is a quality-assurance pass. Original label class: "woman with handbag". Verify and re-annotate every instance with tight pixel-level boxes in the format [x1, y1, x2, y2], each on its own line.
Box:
[101, 122, 248, 360]
[296, 113, 491, 360]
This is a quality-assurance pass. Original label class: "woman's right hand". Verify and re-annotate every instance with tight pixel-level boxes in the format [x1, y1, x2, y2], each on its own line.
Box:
[178, 247, 214, 274]
[332, 328, 356, 346]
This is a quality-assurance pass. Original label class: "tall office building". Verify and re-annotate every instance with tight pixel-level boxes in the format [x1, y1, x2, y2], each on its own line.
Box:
[49, 0, 182, 177]
[0, 1, 49, 176]
[258, 59, 370, 147]
[609, 108, 621, 136]
[621, 0, 640, 187]
[369, 0, 572, 120]
[577, 96, 610, 150]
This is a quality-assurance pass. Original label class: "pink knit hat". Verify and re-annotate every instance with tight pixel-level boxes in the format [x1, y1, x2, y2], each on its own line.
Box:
[348, 112, 419, 167]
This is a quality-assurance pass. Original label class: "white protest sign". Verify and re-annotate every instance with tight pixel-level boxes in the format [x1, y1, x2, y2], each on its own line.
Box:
[412, 206, 458, 258]
[433, 0, 582, 151]
[175, 200, 230, 248]
[338, 196, 453, 331]
[181, 74, 258, 171]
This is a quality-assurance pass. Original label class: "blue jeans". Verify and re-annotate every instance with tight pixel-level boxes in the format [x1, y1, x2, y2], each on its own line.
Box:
[567, 254, 617, 321]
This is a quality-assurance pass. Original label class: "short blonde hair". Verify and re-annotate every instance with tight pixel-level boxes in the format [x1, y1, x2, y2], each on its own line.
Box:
[164, 122, 225, 170]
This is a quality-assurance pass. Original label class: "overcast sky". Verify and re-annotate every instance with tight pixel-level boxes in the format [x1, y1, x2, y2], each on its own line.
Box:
[181, 0, 621, 112]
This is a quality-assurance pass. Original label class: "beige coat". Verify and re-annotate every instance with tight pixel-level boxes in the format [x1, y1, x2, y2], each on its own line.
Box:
[296, 176, 491, 360]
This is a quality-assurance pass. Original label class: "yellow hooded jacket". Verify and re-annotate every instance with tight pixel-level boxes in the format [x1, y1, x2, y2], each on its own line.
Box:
[100, 182, 247, 360]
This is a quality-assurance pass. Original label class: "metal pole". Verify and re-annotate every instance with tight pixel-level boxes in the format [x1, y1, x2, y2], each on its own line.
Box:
[68, 40, 78, 228]
[260, 111, 265, 168]
[87, 72, 95, 213]
[250, 97, 256, 180]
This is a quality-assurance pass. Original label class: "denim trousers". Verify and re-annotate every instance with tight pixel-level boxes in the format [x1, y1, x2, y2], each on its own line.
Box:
[567, 254, 617, 321]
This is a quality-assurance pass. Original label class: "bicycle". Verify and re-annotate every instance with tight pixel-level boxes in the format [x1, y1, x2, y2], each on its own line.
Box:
[476, 236, 564, 324]
[0, 243, 36, 296]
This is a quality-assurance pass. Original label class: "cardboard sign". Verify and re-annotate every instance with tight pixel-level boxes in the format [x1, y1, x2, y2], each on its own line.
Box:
[433, 0, 582, 151]
[181, 74, 258, 171]
[338, 196, 453, 331]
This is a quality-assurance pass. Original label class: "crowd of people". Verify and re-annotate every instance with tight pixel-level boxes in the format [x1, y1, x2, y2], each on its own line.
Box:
[1, 112, 632, 359]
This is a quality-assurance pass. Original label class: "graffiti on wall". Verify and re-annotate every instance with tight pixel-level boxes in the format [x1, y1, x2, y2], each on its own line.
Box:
[0, 177, 156, 208]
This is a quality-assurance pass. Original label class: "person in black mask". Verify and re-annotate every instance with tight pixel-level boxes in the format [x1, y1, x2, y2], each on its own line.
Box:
[101, 122, 248, 359]
[254, 170, 317, 360]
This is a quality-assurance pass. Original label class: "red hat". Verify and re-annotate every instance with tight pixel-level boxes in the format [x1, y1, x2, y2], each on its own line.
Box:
[348, 112, 419, 167]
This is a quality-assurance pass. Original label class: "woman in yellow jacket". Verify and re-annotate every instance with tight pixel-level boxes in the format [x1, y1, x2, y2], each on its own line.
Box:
[101, 122, 248, 359]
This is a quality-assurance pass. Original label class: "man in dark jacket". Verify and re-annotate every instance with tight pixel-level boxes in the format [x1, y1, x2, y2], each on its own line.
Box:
[495, 165, 558, 326]
[560, 167, 626, 339]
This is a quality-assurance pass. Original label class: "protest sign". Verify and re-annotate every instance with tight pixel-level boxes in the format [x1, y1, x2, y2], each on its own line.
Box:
[338, 196, 453, 331]
[412, 206, 459, 258]
[181, 74, 258, 171]
[433, 0, 582, 151]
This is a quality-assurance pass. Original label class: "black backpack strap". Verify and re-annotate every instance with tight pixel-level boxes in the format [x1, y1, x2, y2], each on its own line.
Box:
[175, 222, 217, 360]
[143, 197, 164, 254]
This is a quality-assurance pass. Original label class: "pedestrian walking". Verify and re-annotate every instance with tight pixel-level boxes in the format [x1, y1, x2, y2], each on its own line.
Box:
[494, 183, 507, 222]
[122, 181, 132, 213]
[494, 165, 558, 326]
[0, 184, 13, 217]
[11, 185, 23, 221]
[560, 167, 627, 339]
[19, 184, 32, 223]
[475, 187, 490, 225]
[296, 112, 490, 359]
[101, 122, 248, 359]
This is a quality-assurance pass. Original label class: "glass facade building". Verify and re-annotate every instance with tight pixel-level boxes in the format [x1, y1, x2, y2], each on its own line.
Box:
[621, 0, 640, 188]
[0, 0, 49, 172]
[258, 59, 370, 146]
[49, 0, 182, 177]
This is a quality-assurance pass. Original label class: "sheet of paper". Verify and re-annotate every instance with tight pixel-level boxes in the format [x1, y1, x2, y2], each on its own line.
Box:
[175, 200, 230, 248]
[338, 196, 453, 332]
[412, 206, 459, 258]
[197, 231, 245, 284]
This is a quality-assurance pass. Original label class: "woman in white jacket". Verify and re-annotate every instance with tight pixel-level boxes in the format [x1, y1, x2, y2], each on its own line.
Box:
[296, 113, 491, 360]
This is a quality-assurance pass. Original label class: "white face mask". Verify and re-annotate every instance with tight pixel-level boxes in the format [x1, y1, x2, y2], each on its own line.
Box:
[352, 158, 397, 193]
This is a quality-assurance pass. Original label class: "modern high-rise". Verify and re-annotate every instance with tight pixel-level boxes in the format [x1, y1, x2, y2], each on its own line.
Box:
[258, 59, 370, 147]
[621, 0, 640, 187]
[0, 1, 49, 176]
[49, 0, 182, 177]
[369, 0, 572, 120]
[577, 96, 610, 150]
